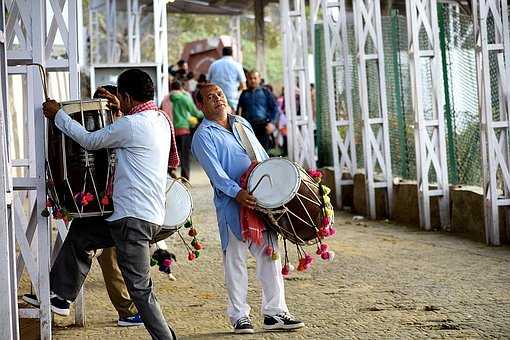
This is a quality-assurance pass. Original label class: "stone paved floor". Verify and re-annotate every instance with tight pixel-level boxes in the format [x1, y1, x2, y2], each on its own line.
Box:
[52, 167, 510, 339]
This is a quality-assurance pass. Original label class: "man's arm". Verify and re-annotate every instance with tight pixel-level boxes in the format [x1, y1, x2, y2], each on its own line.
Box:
[236, 91, 246, 116]
[54, 109, 132, 150]
[191, 131, 242, 198]
[185, 96, 203, 119]
[236, 63, 246, 91]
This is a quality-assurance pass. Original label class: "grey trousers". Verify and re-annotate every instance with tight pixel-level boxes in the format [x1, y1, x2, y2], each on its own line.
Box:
[50, 216, 175, 340]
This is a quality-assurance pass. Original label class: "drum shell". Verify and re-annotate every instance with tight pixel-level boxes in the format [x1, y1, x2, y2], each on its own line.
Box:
[267, 177, 322, 245]
[47, 100, 114, 217]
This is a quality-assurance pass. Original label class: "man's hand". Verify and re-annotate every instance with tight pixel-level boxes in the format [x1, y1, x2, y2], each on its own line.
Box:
[96, 87, 121, 115]
[235, 190, 257, 209]
[42, 99, 60, 119]
[169, 168, 178, 179]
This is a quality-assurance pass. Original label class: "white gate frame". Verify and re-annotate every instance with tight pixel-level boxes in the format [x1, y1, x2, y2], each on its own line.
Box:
[153, 0, 168, 105]
[279, 0, 316, 169]
[90, 0, 168, 105]
[230, 15, 242, 63]
[472, 0, 510, 245]
[0, 0, 18, 338]
[128, 0, 141, 64]
[353, 0, 393, 218]
[4, 0, 81, 337]
[313, 0, 357, 209]
[406, 0, 450, 230]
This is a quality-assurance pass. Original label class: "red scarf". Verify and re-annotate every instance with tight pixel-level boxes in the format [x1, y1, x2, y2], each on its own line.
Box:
[240, 161, 265, 245]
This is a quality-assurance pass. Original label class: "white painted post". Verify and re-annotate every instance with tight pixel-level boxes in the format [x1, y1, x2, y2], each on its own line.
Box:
[279, 0, 316, 169]
[106, 0, 117, 64]
[230, 16, 242, 63]
[353, 0, 393, 218]
[128, 0, 141, 63]
[31, 2, 52, 338]
[0, 0, 18, 337]
[320, 0, 357, 209]
[406, 0, 450, 230]
[472, 0, 510, 245]
[154, 0, 168, 106]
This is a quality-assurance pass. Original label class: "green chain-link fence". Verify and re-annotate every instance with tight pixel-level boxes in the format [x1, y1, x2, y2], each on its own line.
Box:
[314, 5, 486, 187]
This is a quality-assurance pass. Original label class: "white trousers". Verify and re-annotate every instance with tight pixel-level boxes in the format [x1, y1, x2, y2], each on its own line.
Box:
[223, 229, 288, 324]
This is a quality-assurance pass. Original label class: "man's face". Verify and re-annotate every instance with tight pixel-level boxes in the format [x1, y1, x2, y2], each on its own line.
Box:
[247, 72, 260, 89]
[117, 90, 132, 114]
[199, 85, 230, 119]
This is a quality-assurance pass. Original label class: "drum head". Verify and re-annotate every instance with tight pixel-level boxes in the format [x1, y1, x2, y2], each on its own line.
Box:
[163, 177, 193, 229]
[248, 158, 300, 209]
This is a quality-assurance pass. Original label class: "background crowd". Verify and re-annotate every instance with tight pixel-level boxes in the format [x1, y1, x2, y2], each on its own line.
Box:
[161, 46, 289, 181]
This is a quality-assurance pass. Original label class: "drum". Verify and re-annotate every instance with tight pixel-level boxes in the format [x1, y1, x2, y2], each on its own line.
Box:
[47, 99, 115, 218]
[162, 177, 193, 231]
[247, 158, 325, 245]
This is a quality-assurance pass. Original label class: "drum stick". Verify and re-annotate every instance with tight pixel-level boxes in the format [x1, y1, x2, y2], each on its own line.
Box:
[27, 63, 50, 100]
[249, 174, 272, 195]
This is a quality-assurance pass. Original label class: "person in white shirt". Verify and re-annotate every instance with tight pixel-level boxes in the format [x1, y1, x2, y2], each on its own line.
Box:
[23, 69, 176, 340]
[207, 46, 246, 110]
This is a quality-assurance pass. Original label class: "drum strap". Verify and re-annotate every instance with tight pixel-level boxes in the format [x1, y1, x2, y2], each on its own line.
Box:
[233, 121, 260, 162]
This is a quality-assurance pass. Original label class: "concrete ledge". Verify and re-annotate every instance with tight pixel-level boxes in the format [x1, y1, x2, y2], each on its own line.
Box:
[321, 167, 353, 208]
[320, 168, 509, 244]
[352, 172, 389, 219]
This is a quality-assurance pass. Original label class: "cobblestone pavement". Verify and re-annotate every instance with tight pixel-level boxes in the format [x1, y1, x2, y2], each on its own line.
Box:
[52, 167, 510, 339]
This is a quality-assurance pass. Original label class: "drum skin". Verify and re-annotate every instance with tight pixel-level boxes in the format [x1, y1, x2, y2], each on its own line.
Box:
[47, 100, 114, 217]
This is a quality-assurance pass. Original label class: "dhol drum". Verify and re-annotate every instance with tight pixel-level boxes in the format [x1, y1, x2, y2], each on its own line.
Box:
[47, 99, 115, 218]
[162, 176, 193, 231]
[247, 158, 327, 245]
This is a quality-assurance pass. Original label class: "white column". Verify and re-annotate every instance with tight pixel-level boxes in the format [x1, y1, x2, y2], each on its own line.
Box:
[0, 0, 18, 337]
[230, 16, 242, 63]
[279, 0, 316, 169]
[106, 0, 117, 64]
[406, 0, 450, 230]
[127, 0, 141, 63]
[472, 0, 510, 245]
[320, 0, 357, 209]
[153, 0, 168, 105]
[353, 0, 393, 218]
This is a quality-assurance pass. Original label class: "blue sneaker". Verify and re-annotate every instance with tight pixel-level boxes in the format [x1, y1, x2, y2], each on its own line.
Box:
[118, 313, 144, 327]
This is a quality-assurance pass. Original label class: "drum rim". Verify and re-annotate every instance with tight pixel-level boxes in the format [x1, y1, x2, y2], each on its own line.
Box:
[60, 99, 109, 114]
[162, 177, 193, 229]
[247, 158, 301, 209]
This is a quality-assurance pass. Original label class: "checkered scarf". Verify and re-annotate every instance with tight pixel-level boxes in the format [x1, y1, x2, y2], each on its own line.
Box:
[127, 101, 180, 169]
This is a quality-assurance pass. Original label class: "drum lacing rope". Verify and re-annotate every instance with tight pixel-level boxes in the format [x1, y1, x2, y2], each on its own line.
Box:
[79, 99, 105, 216]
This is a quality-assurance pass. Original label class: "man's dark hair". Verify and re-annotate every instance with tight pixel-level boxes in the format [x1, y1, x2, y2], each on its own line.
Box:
[222, 46, 233, 56]
[117, 69, 154, 102]
[196, 84, 218, 104]
[186, 71, 194, 80]
[197, 74, 207, 83]
[177, 59, 187, 67]
[170, 80, 182, 91]
[93, 84, 117, 99]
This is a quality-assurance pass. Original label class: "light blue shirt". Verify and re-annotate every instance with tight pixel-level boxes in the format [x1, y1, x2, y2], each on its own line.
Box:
[191, 115, 268, 250]
[54, 108, 170, 225]
[207, 56, 246, 108]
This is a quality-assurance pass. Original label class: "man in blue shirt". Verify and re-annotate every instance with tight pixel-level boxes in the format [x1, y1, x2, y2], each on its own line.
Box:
[237, 70, 279, 151]
[192, 84, 304, 334]
[207, 46, 246, 110]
